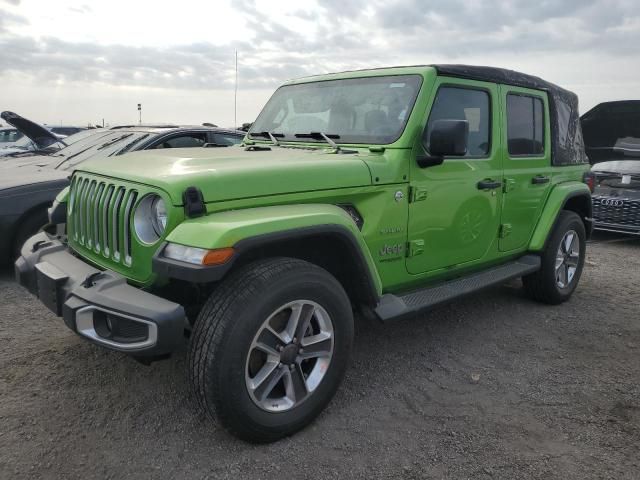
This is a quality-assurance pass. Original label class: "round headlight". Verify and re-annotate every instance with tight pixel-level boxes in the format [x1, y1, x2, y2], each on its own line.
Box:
[151, 196, 167, 235]
[134, 194, 168, 244]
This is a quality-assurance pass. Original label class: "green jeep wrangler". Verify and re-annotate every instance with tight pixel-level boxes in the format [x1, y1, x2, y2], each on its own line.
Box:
[16, 65, 592, 442]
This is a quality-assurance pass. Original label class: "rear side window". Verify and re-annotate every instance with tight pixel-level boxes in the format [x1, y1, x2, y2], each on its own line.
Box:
[507, 94, 545, 156]
[426, 86, 491, 157]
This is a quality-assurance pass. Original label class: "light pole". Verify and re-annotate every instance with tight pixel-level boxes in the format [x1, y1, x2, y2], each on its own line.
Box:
[138, 103, 142, 125]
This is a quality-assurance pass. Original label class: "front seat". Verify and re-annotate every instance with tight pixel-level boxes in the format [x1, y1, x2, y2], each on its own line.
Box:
[328, 102, 355, 133]
[365, 109, 389, 135]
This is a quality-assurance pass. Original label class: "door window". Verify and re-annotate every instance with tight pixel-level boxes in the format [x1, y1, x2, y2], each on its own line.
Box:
[152, 133, 207, 149]
[506, 94, 544, 156]
[426, 87, 491, 157]
[212, 132, 243, 146]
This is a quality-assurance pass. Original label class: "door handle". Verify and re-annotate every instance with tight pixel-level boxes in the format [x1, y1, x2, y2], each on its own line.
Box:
[531, 175, 550, 185]
[477, 179, 502, 190]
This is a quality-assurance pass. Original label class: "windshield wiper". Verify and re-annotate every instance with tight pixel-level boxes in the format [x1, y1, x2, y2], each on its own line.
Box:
[249, 131, 284, 145]
[294, 132, 356, 154]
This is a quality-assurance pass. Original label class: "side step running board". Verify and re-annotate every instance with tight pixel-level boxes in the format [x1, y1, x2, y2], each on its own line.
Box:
[375, 255, 541, 322]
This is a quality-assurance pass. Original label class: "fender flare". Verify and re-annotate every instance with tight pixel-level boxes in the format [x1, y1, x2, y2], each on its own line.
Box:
[528, 182, 592, 251]
[153, 204, 382, 304]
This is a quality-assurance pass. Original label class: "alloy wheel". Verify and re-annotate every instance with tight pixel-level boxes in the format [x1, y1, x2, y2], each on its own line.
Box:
[245, 300, 334, 412]
[555, 230, 580, 288]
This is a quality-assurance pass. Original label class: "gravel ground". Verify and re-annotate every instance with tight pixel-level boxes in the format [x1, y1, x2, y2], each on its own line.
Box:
[1, 232, 639, 480]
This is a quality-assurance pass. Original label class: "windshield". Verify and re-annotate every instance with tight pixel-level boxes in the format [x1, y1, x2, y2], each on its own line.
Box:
[54, 131, 149, 170]
[250, 75, 423, 145]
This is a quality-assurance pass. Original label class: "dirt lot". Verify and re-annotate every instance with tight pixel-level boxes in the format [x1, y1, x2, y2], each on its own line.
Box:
[1, 232, 639, 480]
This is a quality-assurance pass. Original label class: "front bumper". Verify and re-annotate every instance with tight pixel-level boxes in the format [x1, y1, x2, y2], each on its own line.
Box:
[15, 232, 186, 356]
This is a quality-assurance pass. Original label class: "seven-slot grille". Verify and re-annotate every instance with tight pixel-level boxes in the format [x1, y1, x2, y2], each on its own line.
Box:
[69, 174, 139, 265]
[592, 195, 640, 230]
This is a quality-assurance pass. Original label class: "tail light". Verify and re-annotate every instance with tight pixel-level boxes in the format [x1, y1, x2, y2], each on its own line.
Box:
[583, 171, 595, 193]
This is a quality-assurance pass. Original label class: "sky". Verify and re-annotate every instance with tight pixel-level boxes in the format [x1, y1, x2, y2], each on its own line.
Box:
[1, 0, 639, 128]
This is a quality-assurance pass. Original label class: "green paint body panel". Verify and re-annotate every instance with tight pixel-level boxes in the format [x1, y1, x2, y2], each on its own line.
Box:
[55, 186, 70, 204]
[66, 65, 590, 301]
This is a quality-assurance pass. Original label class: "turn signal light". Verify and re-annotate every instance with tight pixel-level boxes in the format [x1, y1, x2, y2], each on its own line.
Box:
[202, 248, 235, 265]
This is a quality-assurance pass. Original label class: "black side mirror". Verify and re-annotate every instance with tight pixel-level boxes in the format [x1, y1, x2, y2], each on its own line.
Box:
[417, 119, 469, 168]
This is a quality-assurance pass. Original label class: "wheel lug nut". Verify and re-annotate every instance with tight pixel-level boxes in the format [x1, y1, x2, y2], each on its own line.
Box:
[289, 364, 295, 371]
[299, 348, 304, 354]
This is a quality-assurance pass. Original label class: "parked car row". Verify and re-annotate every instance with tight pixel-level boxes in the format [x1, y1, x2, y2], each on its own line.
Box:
[0, 112, 245, 262]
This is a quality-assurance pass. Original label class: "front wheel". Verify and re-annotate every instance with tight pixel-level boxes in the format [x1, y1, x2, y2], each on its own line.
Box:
[188, 258, 354, 443]
[523, 210, 586, 304]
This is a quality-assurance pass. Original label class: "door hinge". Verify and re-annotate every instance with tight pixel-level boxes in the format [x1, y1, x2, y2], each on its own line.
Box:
[407, 239, 425, 257]
[409, 186, 428, 203]
[503, 178, 516, 193]
[499, 223, 512, 238]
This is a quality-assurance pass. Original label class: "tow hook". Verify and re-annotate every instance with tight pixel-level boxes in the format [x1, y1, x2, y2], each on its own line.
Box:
[32, 240, 49, 252]
[81, 272, 104, 288]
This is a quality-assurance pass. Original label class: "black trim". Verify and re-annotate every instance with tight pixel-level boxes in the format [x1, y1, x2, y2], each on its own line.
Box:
[544, 191, 594, 246]
[376, 255, 541, 321]
[152, 225, 380, 307]
[183, 186, 206, 218]
[15, 232, 185, 357]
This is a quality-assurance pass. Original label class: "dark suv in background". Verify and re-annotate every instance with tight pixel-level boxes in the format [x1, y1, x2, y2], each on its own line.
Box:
[582, 100, 640, 235]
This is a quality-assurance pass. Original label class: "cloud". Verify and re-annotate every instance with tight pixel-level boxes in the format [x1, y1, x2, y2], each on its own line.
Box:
[0, 7, 27, 33]
[0, 0, 639, 93]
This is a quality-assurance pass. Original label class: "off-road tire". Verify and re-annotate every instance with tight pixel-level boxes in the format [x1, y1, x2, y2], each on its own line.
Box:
[188, 257, 353, 443]
[523, 210, 586, 304]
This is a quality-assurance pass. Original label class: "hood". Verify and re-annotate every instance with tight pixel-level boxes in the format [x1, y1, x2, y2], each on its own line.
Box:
[0, 111, 63, 150]
[79, 146, 373, 204]
[0, 164, 69, 192]
[581, 101, 640, 164]
[592, 160, 640, 175]
[0, 154, 57, 169]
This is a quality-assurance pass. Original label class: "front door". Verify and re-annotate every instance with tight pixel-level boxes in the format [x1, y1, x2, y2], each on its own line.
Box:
[499, 86, 553, 252]
[407, 78, 503, 275]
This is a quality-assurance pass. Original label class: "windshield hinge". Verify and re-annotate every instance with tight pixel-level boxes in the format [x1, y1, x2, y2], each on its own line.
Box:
[409, 186, 428, 203]
[503, 178, 516, 193]
[499, 223, 512, 238]
[407, 239, 425, 257]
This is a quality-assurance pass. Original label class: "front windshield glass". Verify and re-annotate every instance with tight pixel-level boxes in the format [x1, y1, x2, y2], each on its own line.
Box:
[56, 131, 150, 170]
[250, 75, 423, 145]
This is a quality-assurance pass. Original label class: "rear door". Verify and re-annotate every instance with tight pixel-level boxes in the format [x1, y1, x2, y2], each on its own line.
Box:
[406, 78, 503, 274]
[499, 86, 553, 251]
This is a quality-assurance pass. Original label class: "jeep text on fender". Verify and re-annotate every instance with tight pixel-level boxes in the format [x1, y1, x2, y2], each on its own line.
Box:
[16, 65, 592, 442]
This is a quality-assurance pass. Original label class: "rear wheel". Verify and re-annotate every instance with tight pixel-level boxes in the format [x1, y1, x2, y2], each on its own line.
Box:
[523, 211, 586, 304]
[188, 258, 353, 443]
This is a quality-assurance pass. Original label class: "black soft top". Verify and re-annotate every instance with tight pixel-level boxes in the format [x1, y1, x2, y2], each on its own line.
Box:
[431, 65, 588, 166]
